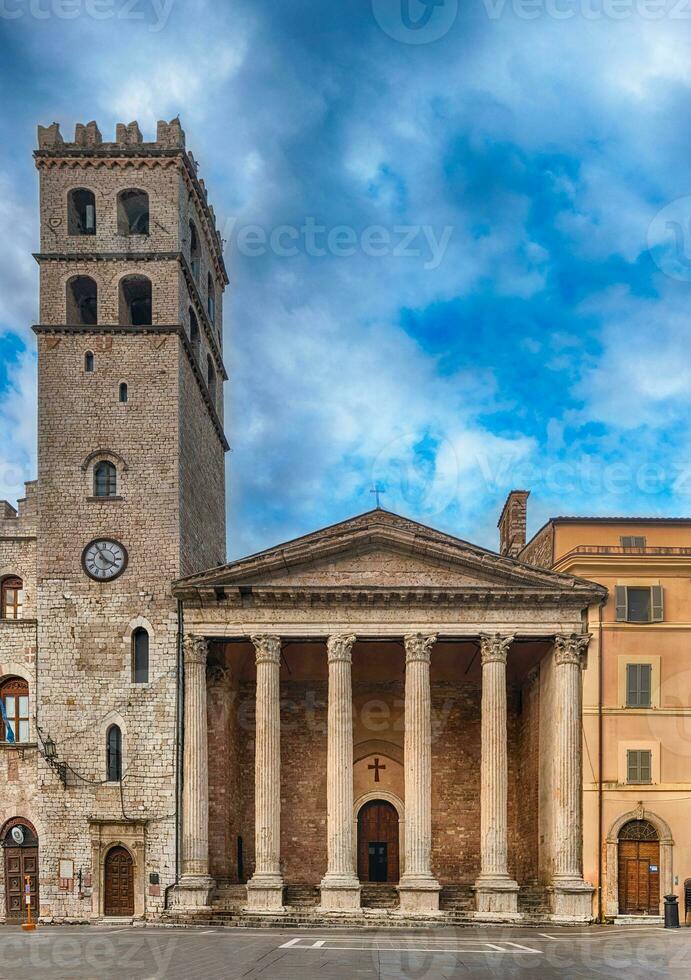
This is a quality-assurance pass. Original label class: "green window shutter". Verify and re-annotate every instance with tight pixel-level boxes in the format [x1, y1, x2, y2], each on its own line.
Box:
[626, 664, 637, 707]
[615, 586, 628, 622]
[640, 750, 652, 783]
[640, 664, 652, 707]
[651, 585, 664, 622]
[627, 750, 638, 782]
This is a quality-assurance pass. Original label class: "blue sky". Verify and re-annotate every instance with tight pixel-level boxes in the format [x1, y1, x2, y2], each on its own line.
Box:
[1, 0, 691, 558]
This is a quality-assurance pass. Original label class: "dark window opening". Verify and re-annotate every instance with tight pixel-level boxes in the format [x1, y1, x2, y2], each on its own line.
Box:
[207, 273, 215, 324]
[189, 308, 200, 360]
[207, 355, 216, 404]
[94, 460, 117, 497]
[84, 351, 94, 372]
[119, 382, 128, 404]
[119, 275, 152, 326]
[132, 628, 149, 684]
[106, 725, 122, 782]
[66, 276, 98, 325]
[67, 188, 96, 235]
[117, 189, 150, 235]
[189, 220, 201, 281]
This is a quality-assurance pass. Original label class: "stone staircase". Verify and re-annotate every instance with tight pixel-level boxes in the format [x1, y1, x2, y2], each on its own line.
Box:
[284, 884, 320, 908]
[360, 883, 399, 910]
[162, 879, 555, 929]
[440, 885, 475, 913]
[518, 883, 551, 920]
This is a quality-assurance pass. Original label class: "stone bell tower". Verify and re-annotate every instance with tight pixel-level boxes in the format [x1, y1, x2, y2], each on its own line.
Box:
[31, 117, 228, 920]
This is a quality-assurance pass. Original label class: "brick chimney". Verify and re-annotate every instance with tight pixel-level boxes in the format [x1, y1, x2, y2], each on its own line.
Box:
[498, 490, 530, 558]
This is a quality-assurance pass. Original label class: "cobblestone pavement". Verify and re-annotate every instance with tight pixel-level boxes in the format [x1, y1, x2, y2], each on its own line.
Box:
[0, 923, 687, 979]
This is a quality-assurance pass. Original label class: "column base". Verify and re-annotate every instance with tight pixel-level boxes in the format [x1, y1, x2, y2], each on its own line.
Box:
[172, 874, 215, 910]
[397, 875, 442, 915]
[318, 875, 362, 912]
[550, 878, 595, 923]
[245, 874, 285, 913]
[474, 876, 520, 919]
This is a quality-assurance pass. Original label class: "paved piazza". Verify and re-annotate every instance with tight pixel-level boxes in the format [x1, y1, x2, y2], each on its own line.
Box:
[0, 924, 687, 979]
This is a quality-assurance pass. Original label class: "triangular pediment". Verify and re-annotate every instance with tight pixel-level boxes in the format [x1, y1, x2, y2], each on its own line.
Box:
[175, 509, 603, 599]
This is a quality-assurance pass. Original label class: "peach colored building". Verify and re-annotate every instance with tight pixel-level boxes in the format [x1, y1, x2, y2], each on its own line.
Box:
[508, 492, 691, 922]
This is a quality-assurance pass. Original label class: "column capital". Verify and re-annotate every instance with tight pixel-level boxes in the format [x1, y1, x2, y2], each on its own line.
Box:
[479, 633, 514, 666]
[183, 634, 209, 667]
[554, 633, 591, 668]
[326, 633, 357, 663]
[404, 632, 437, 664]
[251, 634, 282, 665]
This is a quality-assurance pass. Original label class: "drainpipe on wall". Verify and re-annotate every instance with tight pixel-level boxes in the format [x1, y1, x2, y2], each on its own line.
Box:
[597, 601, 605, 922]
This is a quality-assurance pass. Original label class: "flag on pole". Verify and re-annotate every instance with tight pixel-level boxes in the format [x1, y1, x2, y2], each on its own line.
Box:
[0, 698, 15, 743]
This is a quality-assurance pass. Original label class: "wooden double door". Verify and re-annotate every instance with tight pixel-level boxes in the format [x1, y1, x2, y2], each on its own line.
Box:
[357, 801, 399, 883]
[4, 847, 39, 923]
[104, 846, 134, 916]
[618, 840, 660, 915]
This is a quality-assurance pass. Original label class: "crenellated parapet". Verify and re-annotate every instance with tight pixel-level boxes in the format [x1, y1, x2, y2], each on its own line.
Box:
[37, 116, 186, 151]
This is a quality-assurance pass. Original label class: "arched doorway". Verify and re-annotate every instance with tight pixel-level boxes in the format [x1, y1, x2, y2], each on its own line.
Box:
[104, 846, 134, 916]
[357, 800, 399, 882]
[618, 820, 660, 915]
[2, 818, 39, 924]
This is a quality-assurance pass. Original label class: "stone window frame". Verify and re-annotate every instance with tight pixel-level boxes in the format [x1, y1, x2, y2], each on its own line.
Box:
[123, 617, 155, 689]
[65, 185, 97, 236]
[605, 809, 673, 918]
[115, 187, 151, 237]
[81, 449, 127, 502]
[100, 710, 128, 786]
[0, 576, 24, 621]
[617, 655, 660, 709]
[617, 739, 660, 785]
[65, 272, 98, 326]
[0, 662, 34, 743]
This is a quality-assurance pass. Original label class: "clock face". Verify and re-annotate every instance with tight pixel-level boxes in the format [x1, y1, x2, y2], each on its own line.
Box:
[82, 539, 128, 581]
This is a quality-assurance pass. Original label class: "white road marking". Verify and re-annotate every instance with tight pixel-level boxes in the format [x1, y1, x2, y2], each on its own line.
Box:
[279, 937, 543, 954]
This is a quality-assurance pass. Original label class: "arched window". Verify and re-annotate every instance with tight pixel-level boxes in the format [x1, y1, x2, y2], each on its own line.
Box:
[117, 189, 149, 235]
[66, 275, 97, 325]
[207, 273, 215, 325]
[1, 576, 23, 620]
[207, 356, 216, 404]
[189, 220, 201, 281]
[0, 677, 29, 743]
[93, 460, 117, 497]
[189, 308, 200, 360]
[119, 275, 152, 326]
[84, 351, 95, 373]
[67, 188, 96, 235]
[132, 628, 149, 684]
[106, 725, 122, 782]
[119, 382, 128, 404]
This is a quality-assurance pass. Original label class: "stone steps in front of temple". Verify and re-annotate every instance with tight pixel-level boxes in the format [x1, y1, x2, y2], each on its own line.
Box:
[360, 883, 399, 909]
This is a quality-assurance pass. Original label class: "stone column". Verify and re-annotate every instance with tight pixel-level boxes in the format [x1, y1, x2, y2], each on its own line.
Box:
[174, 635, 214, 908]
[246, 634, 285, 911]
[551, 632, 594, 922]
[474, 633, 520, 918]
[319, 634, 361, 912]
[398, 632, 441, 914]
